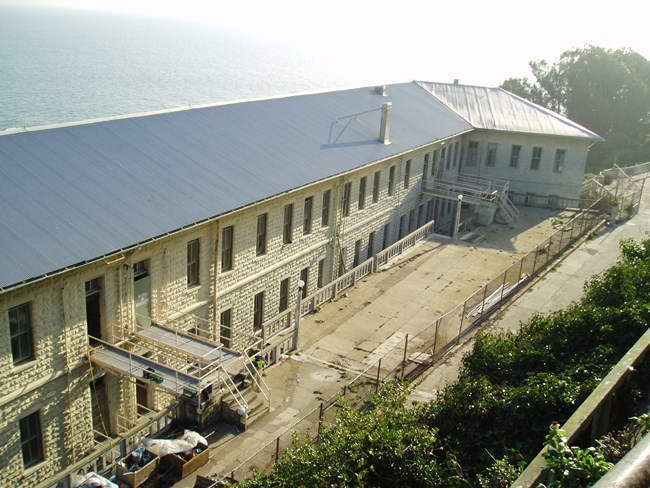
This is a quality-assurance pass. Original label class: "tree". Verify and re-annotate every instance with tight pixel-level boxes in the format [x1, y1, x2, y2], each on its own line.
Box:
[502, 45, 650, 172]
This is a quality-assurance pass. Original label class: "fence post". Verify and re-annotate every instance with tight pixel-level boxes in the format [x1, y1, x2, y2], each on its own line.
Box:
[275, 436, 280, 463]
[532, 246, 539, 276]
[401, 334, 409, 381]
[433, 318, 440, 355]
[500, 270, 508, 303]
[317, 402, 325, 444]
[375, 358, 382, 393]
[545, 237, 552, 266]
[558, 225, 564, 252]
[479, 285, 489, 321]
[517, 258, 525, 291]
[457, 301, 467, 344]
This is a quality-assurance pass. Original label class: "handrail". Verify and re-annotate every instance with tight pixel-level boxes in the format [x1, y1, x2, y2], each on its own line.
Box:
[512, 306, 650, 487]
[36, 401, 179, 488]
[260, 221, 436, 348]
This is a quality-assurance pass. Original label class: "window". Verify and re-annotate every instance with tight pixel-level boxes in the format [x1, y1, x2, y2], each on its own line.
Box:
[9, 302, 33, 365]
[466, 141, 479, 166]
[256, 213, 267, 256]
[317, 258, 325, 288]
[253, 292, 264, 331]
[404, 160, 411, 188]
[342, 182, 352, 217]
[353, 239, 362, 267]
[279, 278, 289, 312]
[221, 226, 234, 271]
[486, 143, 497, 167]
[510, 145, 521, 168]
[187, 239, 200, 286]
[431, 149, 439, 175]
[388, 166, 396, 196]
[372, 171, 380, 203]
[338, 248, 347, 276]
[20, 411, 44, 468]
[220, 309, 232, 348]
[399, 214, 406, 239]
[454, 141, 460, 167]
[442, 146, 448, 169]
[303, 197, 313, 235]
[422, 154, 429, 182]
[531, 146, 543, 170]
[554, 149, 565, 173]
[367, 231, 375, 259]
[300, 267, 309, 298]
[321, 190, 330, 227]
[358, 177, 366, 210]
[382, 223, 390, 249]
[283, 204, 293, 244]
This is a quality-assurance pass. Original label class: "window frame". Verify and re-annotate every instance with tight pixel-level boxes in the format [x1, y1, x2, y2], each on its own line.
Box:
[256, 213, 268, 256]
[554, 149, 566, 173]
[279, 278, 289, 312]
[221, 226, 234, 271]
[510, 145, 522, 168]
[530, 146, 543, 171]
[403, 160, 411, 188]
[283, 204, 293, 244]
[20, 411, 44, 469]
[9, 302, 34, 366]
[187, 239, 200, 287]
[321, 190, 331, 227]
[219, 308, 232, 348]
[486, 143, 497, 167]
[388, 166, 396, 196]
[253, 291, 265, 332]
[300, 267, 309, 298]
[303, 197, 313, 235]
[342, 182, 352, 217]
[467, 141, 479, 166]
[358, 176, 366, 210]
[372, 171, 380, 203]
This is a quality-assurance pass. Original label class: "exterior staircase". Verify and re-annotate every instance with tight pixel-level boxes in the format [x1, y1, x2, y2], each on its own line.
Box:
[495, 190, 519, 224]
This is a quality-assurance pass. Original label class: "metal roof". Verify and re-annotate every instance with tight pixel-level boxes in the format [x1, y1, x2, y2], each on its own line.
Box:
[0, 82, 473, 291]
[416, 81, 604, 142]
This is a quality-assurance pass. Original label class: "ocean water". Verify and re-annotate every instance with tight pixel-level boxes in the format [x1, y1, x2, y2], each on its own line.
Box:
[0, 6, 368, 131]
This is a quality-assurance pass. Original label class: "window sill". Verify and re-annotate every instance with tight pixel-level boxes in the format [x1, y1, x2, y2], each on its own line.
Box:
[23, 459, 47, 478]
[12, 358, 38, 375]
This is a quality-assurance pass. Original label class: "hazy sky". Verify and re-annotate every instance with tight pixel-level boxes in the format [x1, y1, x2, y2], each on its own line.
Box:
[3, 0, 649, 87]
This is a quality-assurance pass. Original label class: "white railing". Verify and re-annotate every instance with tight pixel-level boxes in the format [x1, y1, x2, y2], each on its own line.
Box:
[261, 220, 436, 346]
[375, 221, 435, 268]
[39, 402, 178, 488]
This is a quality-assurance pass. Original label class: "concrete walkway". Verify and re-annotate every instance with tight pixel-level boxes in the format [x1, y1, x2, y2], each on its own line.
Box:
[176, 185, 649, 485]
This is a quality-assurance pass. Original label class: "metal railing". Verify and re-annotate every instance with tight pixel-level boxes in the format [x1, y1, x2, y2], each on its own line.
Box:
[212, 198, 609, 484]
[261, 221, 436, 346]
[40, 402, 179, 488]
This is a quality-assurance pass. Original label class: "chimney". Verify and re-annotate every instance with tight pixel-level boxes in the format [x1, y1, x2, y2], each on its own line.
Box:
[379, 102, 392, 144]
[453, 78, 459, 85]
[375, 85, 387, 96]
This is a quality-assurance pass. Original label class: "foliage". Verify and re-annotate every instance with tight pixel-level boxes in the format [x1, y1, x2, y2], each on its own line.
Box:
[597, 412, 650, 463]
[583, 237, 650, 307]
[501, 45, 650, 172]
[238, 382, 466, 487]
[539, 423, 613, 487]
[477, 452, 526, 488]
[239, 237, 650, 487]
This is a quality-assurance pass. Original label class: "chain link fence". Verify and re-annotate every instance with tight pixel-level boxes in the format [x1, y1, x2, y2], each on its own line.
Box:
[217, 196, 619, 484]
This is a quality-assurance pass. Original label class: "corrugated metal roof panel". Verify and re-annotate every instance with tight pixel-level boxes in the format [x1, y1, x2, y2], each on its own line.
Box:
[416, 81, 604, 141]
[0, 82, 472, 290]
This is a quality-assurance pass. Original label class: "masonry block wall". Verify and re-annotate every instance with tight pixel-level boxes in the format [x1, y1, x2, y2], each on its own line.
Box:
[0, 122, 594, 485]
[458, 130, 589, 199]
